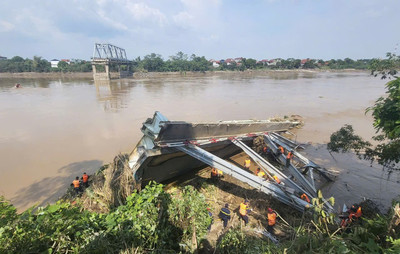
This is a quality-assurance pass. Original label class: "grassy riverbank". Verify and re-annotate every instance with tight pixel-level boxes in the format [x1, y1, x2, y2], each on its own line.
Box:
[1, 154, 399, 253]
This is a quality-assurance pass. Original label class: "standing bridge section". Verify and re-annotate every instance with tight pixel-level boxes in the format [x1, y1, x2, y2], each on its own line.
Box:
[91, 43, 132, 80]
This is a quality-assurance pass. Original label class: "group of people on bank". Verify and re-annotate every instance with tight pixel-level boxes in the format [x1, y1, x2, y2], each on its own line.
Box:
[70, 172, 90, 195]
[210, 199, 278, 234]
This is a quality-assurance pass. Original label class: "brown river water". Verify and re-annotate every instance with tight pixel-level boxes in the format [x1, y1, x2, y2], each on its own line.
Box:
[0, 71, 399, 211]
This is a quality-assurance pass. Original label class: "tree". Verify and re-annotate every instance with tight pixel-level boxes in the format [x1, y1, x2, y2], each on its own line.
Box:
[142, 53, 164, 72]
[57, 61, 69, 72]
[243, 58, 257, 69]
[328, 53, 400, 170]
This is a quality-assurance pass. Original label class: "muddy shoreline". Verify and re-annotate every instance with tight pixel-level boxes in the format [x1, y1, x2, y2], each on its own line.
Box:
[0, 68, 368, 79]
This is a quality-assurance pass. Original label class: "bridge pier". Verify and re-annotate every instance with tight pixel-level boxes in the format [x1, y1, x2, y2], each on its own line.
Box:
[92, 63, 111, 80]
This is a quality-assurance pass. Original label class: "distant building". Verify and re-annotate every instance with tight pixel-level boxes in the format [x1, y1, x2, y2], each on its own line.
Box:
[234, 57, 243, 63]
[225, 58, 235, 65]
[300, 59, 309, 66]
[60, 59, 70, 64]
[50, 59, 59, 68]
[0, 56, 7, 60]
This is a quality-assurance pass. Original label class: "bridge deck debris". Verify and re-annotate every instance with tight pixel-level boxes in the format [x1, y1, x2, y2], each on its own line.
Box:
[128, 111, 334, 213]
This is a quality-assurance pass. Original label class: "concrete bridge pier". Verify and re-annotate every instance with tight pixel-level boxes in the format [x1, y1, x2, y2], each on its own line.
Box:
[92, 63, 111, 80]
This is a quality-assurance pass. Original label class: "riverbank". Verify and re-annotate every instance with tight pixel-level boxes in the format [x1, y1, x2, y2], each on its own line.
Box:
[0, 68, 368, 79]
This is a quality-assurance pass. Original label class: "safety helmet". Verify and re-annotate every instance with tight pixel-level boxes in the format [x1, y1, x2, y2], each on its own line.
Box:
[268, 208, 273, 213]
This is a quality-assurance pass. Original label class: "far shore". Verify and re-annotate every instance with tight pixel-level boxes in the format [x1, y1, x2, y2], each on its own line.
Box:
[0, 68, 369, 80]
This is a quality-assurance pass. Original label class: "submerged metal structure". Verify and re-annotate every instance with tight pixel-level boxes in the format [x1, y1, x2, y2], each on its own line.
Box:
[129, 112, 333, 212]
[91, 43, 132, 80]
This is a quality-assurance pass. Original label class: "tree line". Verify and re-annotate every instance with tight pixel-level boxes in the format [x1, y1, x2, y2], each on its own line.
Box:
[0, 52, 374, 73]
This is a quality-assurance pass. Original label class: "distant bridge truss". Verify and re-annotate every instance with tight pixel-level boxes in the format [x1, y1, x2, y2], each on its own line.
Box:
[92, 43, 130, 64]
[91, 43, 132, 80]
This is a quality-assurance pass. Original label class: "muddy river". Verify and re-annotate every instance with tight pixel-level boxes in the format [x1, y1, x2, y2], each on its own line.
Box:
[0, 71, 398, 211]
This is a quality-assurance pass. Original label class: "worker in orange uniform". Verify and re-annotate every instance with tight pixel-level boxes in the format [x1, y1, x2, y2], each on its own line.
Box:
[82, 172, 89, 188]
[273, 175, 281, 184]
[340, 204, 362, 228]
[286, 150, 294, 167]
[71, 176, 80, 195]
[276, 146, 284, 156]
[301, 193, 311, 203]
[255, 168, 266, 178]
[267, 208, 277, 234]
[244, 158, 251, 171]
[239, 199, 251, 226]
[211, 168, 218, 179]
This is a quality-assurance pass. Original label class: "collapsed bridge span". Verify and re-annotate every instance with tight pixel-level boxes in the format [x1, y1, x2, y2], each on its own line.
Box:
[128, 111, 333, 213]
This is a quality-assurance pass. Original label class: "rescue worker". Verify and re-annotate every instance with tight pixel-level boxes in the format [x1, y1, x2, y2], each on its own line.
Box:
[218, 203, 231, 228]
[276, 146, 284, 156]
[340, 204, 362, 228]
[267, 208, 277, 234]
[82, 172, 89, 188]
[211, 168, 218, 179]
[244, 158, 251, 171]
[301, 193, 311, 203]
[256, 168, 266, 178]
[262, 146, 268, 156]
[273, 175, 281, 184]
[207, 207, 213, 232]
[286, 150, 294, 167]
[71, 176, 80, 195]
[348, 204, 362, 221]
[217, 169, 224, 178]
[239, 199, 251, 226]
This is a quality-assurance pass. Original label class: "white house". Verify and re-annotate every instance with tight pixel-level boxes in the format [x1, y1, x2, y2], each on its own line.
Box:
[50, 59, 59, 68]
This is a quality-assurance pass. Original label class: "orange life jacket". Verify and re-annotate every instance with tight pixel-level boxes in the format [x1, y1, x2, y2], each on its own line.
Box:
[273, 175, 281, 184]
[301, 193, 311, 203]
[286, 152, 293, 159]
[211, 168, 218, 176]
[72, 180, 80, 188]
[349, 207, 362, 220]
[245, 159, 251, 168]
[356, 207, 362, 217]
[268, 212, 276, 226]
[239, 203, 248, 216]
[263, 146, 267, 153]
[278, 146, 284, 154]
[82, 174, 88, 183]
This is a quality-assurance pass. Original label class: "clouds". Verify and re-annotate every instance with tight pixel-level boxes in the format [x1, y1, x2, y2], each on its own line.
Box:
[0, 0, 399, 60]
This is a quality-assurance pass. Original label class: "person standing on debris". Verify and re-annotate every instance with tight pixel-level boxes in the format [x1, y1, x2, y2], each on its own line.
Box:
[218, 203, 231, 228]
[255, 168, 266, 178]
[273, 175, 281, 184]
[276, 146, 284, 157]
[262, 146, 268, 156]
[207, 207, 213, 232]
[267, 208, 277, 234]
[82, 172, 89, 188]
[211, 168, 218, 179]
[286, 150, 294, 167]
[71, 176, 80, 195]
[244, 158, 251, 171]
[239, 200, 251, 226]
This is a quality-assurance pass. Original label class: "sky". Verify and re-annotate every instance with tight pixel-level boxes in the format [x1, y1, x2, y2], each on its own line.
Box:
[0, 0, 399, 61]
